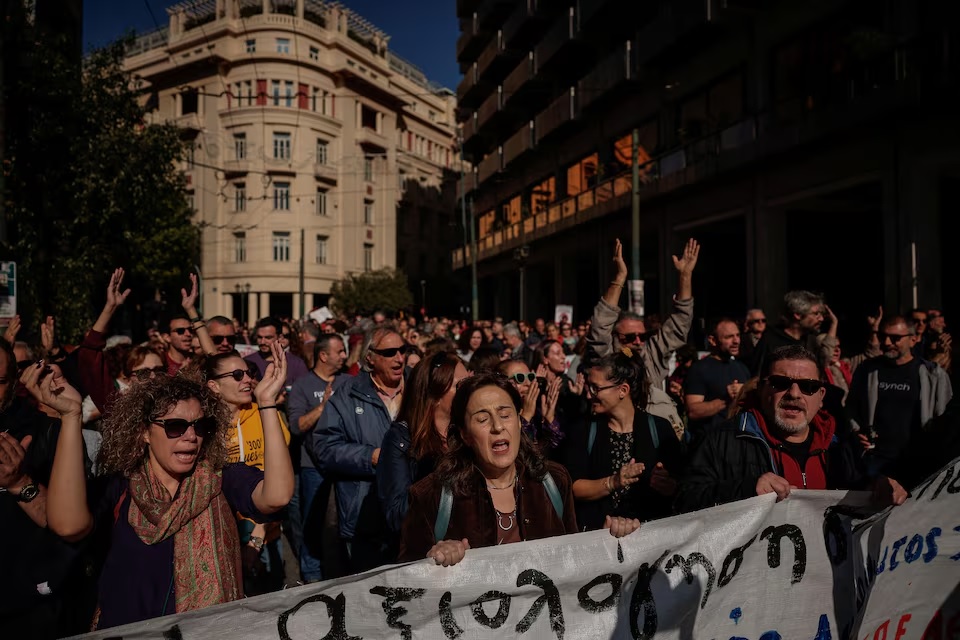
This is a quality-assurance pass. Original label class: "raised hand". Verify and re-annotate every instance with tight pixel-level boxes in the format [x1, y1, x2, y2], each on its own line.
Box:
[0, 432, 32, 491]
[567, 371, 585, 396]
[520, 380, 540, 422]
[254, 340, 287, 405]
[649, 462, 677, 497]
[612, 238, 628, 283]
[541, 376, 562, 424]
[825, 304, 838, 328]
[615, 458, 645, 490]
[20, 361, 83, 417]
[106, 268, 132, 309]
[40, 316, 56, 353]
[866, 306, 884, 332]
[181, 273, 199, 313]
[3, 315, 21, 343]
[672, 238, 700, 275]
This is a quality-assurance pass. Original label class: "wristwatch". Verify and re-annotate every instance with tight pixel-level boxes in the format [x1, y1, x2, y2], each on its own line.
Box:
[248, 535, 265, 552]
[14, 484, 40, 503]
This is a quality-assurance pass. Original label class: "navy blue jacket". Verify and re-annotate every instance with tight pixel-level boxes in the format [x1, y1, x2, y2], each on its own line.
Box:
[312, 371, 393, 540]
[377, 421, 440, 538]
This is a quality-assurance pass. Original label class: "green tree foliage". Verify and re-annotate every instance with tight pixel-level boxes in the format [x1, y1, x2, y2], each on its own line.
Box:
[2, 20, 198, 342]
[330, 268, 414, 317]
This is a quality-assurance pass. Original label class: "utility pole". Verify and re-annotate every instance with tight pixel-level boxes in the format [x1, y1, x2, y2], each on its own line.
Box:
[299, 228, 305, 318]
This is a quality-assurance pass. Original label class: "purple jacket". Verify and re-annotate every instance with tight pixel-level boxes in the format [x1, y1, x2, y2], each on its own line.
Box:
[94, 463, 268, 629]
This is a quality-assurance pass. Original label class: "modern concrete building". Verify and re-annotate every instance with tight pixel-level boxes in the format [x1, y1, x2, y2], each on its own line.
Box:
[453, 0, 960, 336]
[124, 0, 458, 322]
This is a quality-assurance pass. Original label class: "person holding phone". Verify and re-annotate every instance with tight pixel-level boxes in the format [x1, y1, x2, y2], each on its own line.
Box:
[25, 344, 294, 629]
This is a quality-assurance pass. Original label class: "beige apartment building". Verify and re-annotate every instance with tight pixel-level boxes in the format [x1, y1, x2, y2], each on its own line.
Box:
[124, 0, 457, 322]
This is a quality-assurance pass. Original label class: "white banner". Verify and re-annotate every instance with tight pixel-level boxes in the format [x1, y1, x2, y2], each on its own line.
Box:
[74, 458, 960, 639]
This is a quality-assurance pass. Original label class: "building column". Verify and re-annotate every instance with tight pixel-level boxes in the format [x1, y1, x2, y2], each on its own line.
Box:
[262, 0, 270, 16]
[292, 291, 302, 320]
[222, 292, 234, 320]
[248, 291, 260, 324]
[259, 292, 271, 319]
[296, 0, 304, 19]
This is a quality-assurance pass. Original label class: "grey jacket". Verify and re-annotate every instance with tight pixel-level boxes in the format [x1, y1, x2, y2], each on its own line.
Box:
[587, 296, 694, 434]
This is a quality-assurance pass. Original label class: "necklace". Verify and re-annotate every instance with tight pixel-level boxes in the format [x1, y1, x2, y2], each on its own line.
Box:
[496, 508, 516, 531]
[486, 473, 517, 491]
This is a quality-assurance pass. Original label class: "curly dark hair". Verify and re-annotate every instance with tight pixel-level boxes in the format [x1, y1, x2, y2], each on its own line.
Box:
[98, 375, 230, 476]
[434, 372, 547, 497]
[590, 350, 649, 410]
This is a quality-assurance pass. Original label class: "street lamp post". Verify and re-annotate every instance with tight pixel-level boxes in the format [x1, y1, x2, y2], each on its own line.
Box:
[235, 282, 251, 327]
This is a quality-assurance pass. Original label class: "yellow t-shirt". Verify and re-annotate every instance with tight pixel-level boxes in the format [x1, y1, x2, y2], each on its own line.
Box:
[226, 403, 291, 470]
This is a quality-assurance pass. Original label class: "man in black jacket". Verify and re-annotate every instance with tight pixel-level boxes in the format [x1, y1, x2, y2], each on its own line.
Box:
[676, 345, 905, 513]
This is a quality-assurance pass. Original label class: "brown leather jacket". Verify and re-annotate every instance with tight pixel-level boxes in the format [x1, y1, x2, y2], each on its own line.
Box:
[398, 461, 579, 562]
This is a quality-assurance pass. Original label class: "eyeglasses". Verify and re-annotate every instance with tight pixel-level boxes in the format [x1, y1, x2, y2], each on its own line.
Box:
[617, 332, 648, 344]
[509, 372, 536, 384]
[586, 382, 619, 395]
[764, 375, 824, 395]
[132, 366, 166, 381]
[878, 332, 912, 343]
[748, 318, 767, 326]
[151, 416, 216, 439]
[369, 344, 414, 358]
[210, 334, 238, 346]
[171, 327, 194, 336]
[212, 367, 258, 382]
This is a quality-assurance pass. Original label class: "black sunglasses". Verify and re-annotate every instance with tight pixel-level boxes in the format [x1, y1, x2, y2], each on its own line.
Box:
[878, 332, 912, 343]
[211, 334, 238, 346]
[618, 332, 648, 344]
[171, 327, 194, 336]
[765, 375, 824, 395]
[369, 344, 413, 358]
[212, 367, 258, 382]
[509, 372, 536, 384]
[132, 366, 166, 380]
[152, 416, 216, 439]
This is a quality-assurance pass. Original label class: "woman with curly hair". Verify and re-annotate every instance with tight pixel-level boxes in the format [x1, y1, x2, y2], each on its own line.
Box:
[22, 344, 294, 629]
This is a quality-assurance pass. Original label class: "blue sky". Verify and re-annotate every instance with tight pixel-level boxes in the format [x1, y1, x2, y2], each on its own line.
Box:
[82, 0, 462, 90]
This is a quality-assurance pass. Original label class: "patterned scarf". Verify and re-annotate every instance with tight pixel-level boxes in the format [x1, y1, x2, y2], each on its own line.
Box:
[127, 459, 243, 613]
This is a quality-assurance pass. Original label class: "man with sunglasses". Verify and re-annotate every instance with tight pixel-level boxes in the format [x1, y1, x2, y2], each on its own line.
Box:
[313, 327, 411, 575]
[738, 309, 766, 365]
[586, 238, 700, 436]
[159, 313, 195, 376]
[207, 316, 240, 354]
[676, 345, 899, 513]
[848, 316, 952, 477]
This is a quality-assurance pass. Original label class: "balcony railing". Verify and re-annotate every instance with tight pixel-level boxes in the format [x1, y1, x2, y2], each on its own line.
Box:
[535, 7, 578, 69]
[477, 148, 502, 184]
[503, 51, 537, 100]
[476, 86, 504, 128]
[635, 0, 719, 66]
[462, 111, 479, 144]
[578, 39, 634, 111]
[476, 31, 504, 79]
[502, 121, 536, 167]
[535, 88, 576, 141]
[502, 0, 540, 48]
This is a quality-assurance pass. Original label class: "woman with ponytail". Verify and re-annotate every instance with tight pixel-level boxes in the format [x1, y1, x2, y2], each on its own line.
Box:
[564, 349, 685, 530]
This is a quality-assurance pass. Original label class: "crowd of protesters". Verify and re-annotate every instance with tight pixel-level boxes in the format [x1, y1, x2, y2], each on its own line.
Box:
[1, 238, 956, 637]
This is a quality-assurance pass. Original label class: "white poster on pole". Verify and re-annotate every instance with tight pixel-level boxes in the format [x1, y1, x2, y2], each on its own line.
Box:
[554, 305, 573, 324]
[0, 261, 16, 321]
[628, 279, 644, 316]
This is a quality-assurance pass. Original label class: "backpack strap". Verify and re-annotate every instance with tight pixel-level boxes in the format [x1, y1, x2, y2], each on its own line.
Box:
[434, 484, 454, 542]
[541, 471, 564, 520]
[587, 420, 597, 455]
[647, 413, 659, 449]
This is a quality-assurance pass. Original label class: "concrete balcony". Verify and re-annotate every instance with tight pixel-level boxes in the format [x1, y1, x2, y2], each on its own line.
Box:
[171, 112, 202, 131]
[503, 51, 537, 102]
[356, 126, 389, 151]
[223, 159, 253, 176]
[477, 148, 502, 184]
[456, 12, 490, 64]
[314, 162, 338, 184]
[502, 121, 535, 168]
[535, 88, 576, 142]
[475, 0, 516, 31]
[535, 7, 580, 72]
[476, 86, 505, 130]
[502, 0, 544, 49]
[635, 0, 721, 67]
[577, 39, 635, 112]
